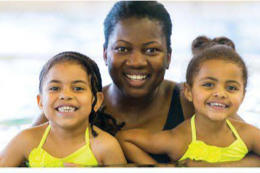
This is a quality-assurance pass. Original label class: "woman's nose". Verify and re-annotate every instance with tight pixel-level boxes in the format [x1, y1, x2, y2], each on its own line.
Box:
[126, 50, 147, 68]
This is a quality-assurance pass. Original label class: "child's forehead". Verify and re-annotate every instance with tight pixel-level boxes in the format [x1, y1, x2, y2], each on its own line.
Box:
[46, 62, 91, 81]
[197, 59, 243, 80]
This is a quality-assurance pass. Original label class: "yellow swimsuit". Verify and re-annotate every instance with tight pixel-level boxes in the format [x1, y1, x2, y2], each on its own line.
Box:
[28, 125, 98, 167]
[179, 115, 248, 163]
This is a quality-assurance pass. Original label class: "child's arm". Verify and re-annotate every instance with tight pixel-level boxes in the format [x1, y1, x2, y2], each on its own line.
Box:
[0, 130, 31, 167]
[117, 138, 157, 165]
[116, 129, 183, 163]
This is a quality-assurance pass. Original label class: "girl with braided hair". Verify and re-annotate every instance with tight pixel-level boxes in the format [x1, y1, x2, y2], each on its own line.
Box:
[116, 36, 260, 165]
[0, 51, 126, 167]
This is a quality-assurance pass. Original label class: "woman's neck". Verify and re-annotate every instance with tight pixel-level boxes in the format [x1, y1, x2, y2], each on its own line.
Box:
[108, 83, 160, 113]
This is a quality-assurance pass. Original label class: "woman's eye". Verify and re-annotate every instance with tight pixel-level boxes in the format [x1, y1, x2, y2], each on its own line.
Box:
[49, 87, 59, 91]
[145, 48, 159, 54]
[115, 47, 128, 52]
[227, 85, 237, 91]
[202, 83, 213, 87]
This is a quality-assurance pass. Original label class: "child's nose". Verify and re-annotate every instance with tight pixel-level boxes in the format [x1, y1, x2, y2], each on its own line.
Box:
[59, 89, 73, 100]
[213, 89, 227, 98]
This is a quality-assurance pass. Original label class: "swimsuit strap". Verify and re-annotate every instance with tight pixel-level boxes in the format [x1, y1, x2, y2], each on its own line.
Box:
[191, 115, 196, 142]
[85, 126, 90, 145]
[226, 119, 242, 141]
[38, 125, 51, 148]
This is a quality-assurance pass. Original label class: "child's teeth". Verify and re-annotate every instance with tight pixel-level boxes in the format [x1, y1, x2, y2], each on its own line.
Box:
[210, 102, 226, 108]
[58, 106, 76, 112]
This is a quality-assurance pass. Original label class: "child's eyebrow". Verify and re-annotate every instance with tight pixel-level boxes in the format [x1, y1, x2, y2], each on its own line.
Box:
[72, 80, 88, 85]
[48, 80, 61, 84]
[47, 80, 88, 85]
[199, 77, 218, 82]
[226, 80, 241, 86]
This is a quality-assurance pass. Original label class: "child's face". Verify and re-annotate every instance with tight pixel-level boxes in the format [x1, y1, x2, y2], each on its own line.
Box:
[185, 59, 245, 121]
[37, 62, 95, 129]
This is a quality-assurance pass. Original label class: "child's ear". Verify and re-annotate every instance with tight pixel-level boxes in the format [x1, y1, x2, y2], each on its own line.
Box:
[37, 94, 43, 109]
[94, 92, 104, 112]
[183, 83, 193, 102]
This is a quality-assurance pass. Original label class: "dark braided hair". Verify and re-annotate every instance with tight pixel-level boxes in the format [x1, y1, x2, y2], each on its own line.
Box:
[103, 1, 172, 53]
[186, 36, 248, 92]
[39, 51, 123, 137]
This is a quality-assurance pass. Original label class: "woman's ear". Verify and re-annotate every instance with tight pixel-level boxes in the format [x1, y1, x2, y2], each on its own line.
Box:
[103, 47, 108, 66]
[183, 83, 193, 102]
[37, 94, 43, 109]
[94, 92, 104, 112]
[166, 52, 171, 69]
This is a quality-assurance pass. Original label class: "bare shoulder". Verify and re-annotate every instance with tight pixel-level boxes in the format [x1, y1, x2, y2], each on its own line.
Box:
[1, 123, 48, 160]
[228, 119, 260, 148]
[90, 126, 125, 164]
[162, 80, 177, 92]
[90, 127, 120, 154]
[167, 118, 192, 160]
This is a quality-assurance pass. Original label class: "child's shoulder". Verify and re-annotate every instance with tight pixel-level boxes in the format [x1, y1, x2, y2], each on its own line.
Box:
[89, 126, 123, 163]
[228, 118, 260, 148]
[167, 118, 192, 159]
[228, 118, 259, 132]
[8, 123, 49, 158]
[90, 126, 120, 151]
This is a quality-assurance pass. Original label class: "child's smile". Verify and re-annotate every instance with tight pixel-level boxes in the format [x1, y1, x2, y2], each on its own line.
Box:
[188, 59, 245, 121]
[37, 62, 94, 129]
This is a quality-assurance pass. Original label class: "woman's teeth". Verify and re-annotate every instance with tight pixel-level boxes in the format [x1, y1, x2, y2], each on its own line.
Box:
[126, 74, 147, 80]
[57, 106, 76, 112]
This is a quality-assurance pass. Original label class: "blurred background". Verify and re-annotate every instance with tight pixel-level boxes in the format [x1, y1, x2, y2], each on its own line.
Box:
[0, 1, 260, 150]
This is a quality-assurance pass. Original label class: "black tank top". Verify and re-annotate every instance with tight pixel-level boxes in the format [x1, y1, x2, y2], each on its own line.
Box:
[148, 85, 185, 163]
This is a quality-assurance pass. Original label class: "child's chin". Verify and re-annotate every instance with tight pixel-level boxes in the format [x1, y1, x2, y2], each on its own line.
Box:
[208, 114, 228, 122]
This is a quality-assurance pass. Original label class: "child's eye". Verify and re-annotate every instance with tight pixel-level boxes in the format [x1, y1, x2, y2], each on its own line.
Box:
[202, 83, 214, 87]
[115, 46, 129, 53]
[74, 87, 84, 91]
[227, 85, 238, 91]
[49, 86, 60, 91]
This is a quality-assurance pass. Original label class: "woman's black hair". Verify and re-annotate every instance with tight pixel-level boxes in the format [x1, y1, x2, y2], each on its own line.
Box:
[187, 36, 248, 91]
[39, 51, 124, 136]
[103, 1, 172, 53]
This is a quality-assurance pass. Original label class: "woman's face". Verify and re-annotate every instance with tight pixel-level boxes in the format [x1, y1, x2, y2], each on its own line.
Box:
[104, 17, 171, 98]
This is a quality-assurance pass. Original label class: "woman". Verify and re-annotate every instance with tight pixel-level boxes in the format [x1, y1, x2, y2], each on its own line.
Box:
[35, 1, 260, 166]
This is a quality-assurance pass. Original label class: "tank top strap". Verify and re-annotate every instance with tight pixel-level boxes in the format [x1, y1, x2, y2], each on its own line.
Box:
[85, 126, 90, 145]
[226, 119, 242, 141]
[38, 125, 51, 148]
[191, 115, 197, 141]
